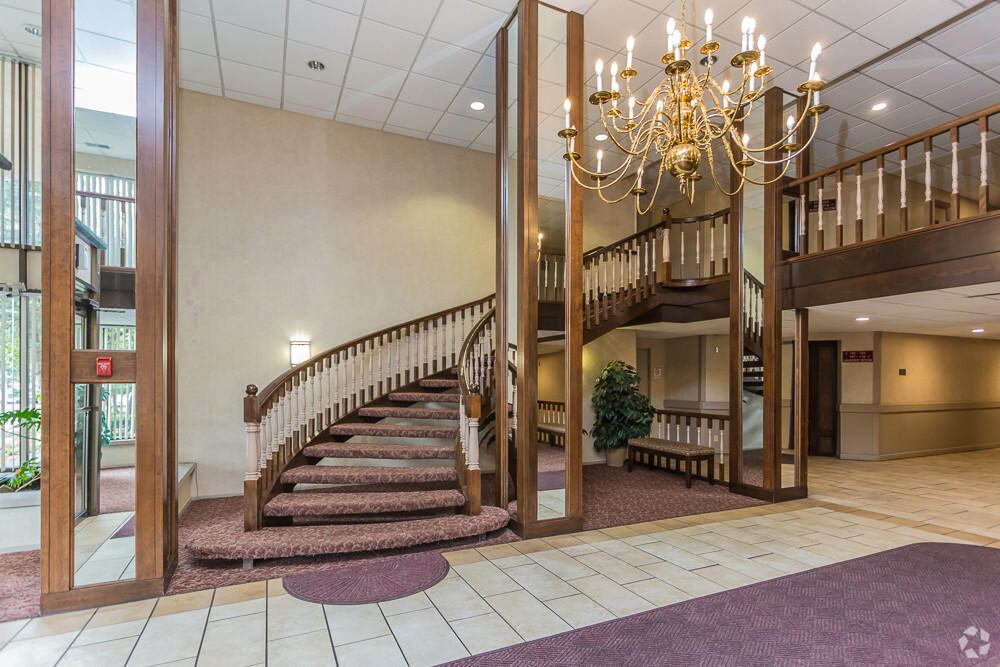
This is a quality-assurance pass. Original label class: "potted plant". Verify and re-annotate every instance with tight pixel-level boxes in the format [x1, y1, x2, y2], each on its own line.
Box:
[0, 407, 41, 492]
[590, 361, 655, 467]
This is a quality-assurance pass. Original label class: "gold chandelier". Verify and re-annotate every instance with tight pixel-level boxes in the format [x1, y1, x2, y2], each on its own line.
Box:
[559, 2, 829, 210]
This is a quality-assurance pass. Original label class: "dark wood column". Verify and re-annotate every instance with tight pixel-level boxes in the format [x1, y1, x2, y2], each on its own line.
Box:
[493, 26, 510, 511]
[762, 87, 781, 493]
[727, 131, 743, 488]
[794, 308, 809, 488]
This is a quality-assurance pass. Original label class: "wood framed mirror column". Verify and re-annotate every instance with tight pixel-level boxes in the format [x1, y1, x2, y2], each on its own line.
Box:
[41, 0, 178, 614]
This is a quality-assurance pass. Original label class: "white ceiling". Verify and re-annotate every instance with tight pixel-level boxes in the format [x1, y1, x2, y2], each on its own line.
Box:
[626, 281, 1000, 341]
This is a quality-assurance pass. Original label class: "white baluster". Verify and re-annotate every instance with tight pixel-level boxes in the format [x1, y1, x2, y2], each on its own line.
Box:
[952, 138, 959, 198]
[900, 158, 907, 209]
[246, 421, 261, 481]
[467, 417, 480, 471]
[982, 130, 989, 192]
[925, 148, 932, 205]
[877, 166, 884, 215]
[259, 414, 269, 470]
[836, 180, 842, 231]
[856, 173, 862, 222]
[817, 185, 824, 234]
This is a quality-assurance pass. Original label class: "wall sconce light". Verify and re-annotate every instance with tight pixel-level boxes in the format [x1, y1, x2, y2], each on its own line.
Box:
[289, 339, 311, 366]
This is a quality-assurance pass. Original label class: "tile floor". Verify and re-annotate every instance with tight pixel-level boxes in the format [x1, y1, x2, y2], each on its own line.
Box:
[3, 449, 999, 667]
[73, 512, 136, 586]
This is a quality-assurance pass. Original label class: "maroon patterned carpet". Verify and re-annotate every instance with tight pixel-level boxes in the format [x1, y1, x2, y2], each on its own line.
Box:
[0, 549, 39, 622]
[283, 552, 450, 605]
[445, 543, 1000, 667]
[99, 466, 136, 514]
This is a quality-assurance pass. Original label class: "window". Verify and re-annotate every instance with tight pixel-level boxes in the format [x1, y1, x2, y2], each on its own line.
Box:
[1, 289, 41, 470]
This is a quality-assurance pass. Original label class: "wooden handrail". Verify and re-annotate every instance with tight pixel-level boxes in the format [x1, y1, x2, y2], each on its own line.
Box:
[655, 408, 729, 424]
[789, 102, 1000, 187]
[76, 190, 136, 204]
[457, 305, 495, 402]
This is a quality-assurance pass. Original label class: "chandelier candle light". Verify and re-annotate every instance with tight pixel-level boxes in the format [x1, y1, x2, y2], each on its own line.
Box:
[559, 2, 827, 210]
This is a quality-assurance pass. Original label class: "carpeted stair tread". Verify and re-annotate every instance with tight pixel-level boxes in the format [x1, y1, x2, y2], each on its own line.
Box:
[419, 378, 460, 388]
[186, 506, 511, 560]
[329, 423, 459, 439]
[264, 489, 466, 517]
[358, 406, 460, 420]
[303, 442, 455, 460]
[389, 392, 460, 404]
[281, 465, 457, 485]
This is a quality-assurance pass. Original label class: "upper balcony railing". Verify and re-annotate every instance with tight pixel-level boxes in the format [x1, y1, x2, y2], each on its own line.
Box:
[788, 103, 999, 256]
[75, 172, 136, 269]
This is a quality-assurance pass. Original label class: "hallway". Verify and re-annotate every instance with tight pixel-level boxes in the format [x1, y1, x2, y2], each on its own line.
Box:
[1, 448, 998, 666]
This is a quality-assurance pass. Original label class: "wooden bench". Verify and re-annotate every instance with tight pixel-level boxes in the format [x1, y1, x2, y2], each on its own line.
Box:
[537, 423, 565, 447]
[627, 438, 715, 488]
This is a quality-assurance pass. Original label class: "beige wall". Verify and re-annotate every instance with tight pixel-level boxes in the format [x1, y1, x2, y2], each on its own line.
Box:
[177, 91, 496, 497]
[639, 334, 729, 410]
[537, 351, 566, 403]
[582, 329, 636, 464]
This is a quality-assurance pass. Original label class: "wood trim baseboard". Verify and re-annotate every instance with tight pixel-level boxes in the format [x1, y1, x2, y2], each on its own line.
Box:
[509, 515, 583, 539]
[40, 577, 165, 615]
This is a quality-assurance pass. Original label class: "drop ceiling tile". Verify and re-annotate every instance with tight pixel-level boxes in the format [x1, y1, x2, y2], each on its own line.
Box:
[336, 88, 394, 122]
[429, 0, 506, 52]
[343, 57, 407, 97]
[180, 80, 222, 95]
[469, 0, 518, 12]
[412, 39, 480, 83]
[427, 133, 470, 147]
[178, 10, 216, 56]
[716, 0, 809, 50]
[583, 0, 657, 52]
[335, 113, 384, 129]
[925, 74, 996, 111]
[363, 0, 441, 34]
[864, 42, 943, 87]
[766, 13, 849, 73]
[352, 19, 423, 70]
[179, 0, 211, 16]
[397, 72, 461, 109]
[927, 3, 1000, 55]
[221, 60, 282, 99]
[283, 74, 341, 110]
[179, 48, 221, 87]
[896, 60, 977, 100]
[474, 122, 496, 147]
[308, 0, 365, 14]
[433, 112, 488, 140]
[226, 90, 281, 109]
[447, 86, 496, 120]
[284, 102, 335, 120]
[950, 92, 1000, 118]
[466, 55, 495, 92]
[808, 32, 886, 82]
[74, 0, 135, 43]
[819, 74, 888, 114]
[287, 0, 359, 53]
[957, 35, 1000, 72]
[386, 100, 444, 132]
[76, 30, 136, 73]
[213, 0, 287, 36]
[470, 142, 494, 153]
[814, 0, 904, 29]
[215, 22, 284, 71]
[284, 41, 349, 85]
[857, 0, 963, 49]
[383, 123, 430, 139]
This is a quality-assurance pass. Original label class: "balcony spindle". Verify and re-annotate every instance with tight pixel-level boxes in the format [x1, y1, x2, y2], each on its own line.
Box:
[899, 146, 908, 232]
[709, 218, 716, 275]
[835, 170, 843, 247]
[817, 175, 824, 252]
[877, 153, 885, 238]
[981, 116, 989, 214]
[855, 163, 863, 243]
[951, 126, 960, 221]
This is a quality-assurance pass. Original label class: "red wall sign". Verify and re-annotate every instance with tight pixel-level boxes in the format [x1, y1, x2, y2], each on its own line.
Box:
[842, 350, 874, 363]
[96, 357, 113, 377]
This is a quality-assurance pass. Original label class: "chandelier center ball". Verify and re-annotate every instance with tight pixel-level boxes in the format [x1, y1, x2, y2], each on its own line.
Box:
[666, 143, 701, 178]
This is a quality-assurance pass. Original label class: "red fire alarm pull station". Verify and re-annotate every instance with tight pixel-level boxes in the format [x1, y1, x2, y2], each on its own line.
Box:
[96, 357, 113, 377]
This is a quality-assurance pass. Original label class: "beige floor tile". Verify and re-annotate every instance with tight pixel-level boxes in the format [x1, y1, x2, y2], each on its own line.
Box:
[266, 628, 335, 667]
[266, 591, 327, 641]
[449, 612, 523, 655]
[686, 532, 769, 558]
[754, 540, 836, 568]
[752, 553, 811, 575]
[488, 554, 533, 569]
[485, 590, 572, 641]
[212, 581, 267, 607]
[648, 531, 722, 555]
[599, 525, 641, 539]
[85, 600, 155, 630]
[0, 618, 28, 647]
[559, 543, 600, 557]
[527, 548, 598, 581]
[196, 612, 266, 667]
[571, 530, 615, 544]
[453, 561, 522, 597]
[18, 609, 94, 641]
[266, 579, 286, 596]
[691, 564, 758, 589]
[60, 636, 137, 667]
[510, 539, 555, 554]
[701, 551, 787, 582]
[425, 575, 493, 621]
[620, 533, 660, 546]
[324, 603, 390, 646]
[0, 630, 77, 667]
[208, 597, 267, 622]
[443, 549, 486, 566]
[504, 563, 579, 601]
[568, 574, 655, 617]
[637, 540, 716, 570]
[73, 619, 146, 647]
[127, 608, 209, 667]
[544, 593, 615, 628]
[151, 590, 214, 618]
[592, 540, 664, 567]
[334, 635, 407, 667]
[574, 551, 651, 585]
[378, 591, 434, 617]
[542, 535, 585, 549]
[640, 560, 726, 597]
[623, 578, 692, 607]
[476, 544, 521, 560]
[385, 607, 468, 667]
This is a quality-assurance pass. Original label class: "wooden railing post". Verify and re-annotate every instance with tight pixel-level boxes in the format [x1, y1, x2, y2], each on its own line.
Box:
[244, 384, 261, 531]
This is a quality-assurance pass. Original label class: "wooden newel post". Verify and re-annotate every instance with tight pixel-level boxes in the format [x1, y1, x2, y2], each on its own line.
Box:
[244, 384, 261, 531]
[660, 208, 672, 282]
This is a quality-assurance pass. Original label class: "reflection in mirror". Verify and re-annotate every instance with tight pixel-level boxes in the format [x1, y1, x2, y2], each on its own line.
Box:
[780, 309, 798, 489]
[534, 3, 567, 519]
[505, 15, 518, 519]
[72, 0, 138, 586]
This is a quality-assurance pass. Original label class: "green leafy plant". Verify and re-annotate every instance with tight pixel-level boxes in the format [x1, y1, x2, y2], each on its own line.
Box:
[590, 360, 655, 452]
[0, 407, 41, 491]
[0, 407, 40, 436]
[0, 456, 39, 491]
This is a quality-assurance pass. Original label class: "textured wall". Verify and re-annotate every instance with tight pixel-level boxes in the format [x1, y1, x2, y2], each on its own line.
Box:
[177, 91, 495, 496]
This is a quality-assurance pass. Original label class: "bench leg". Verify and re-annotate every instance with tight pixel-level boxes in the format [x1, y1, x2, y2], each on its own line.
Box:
[709, 456, 715, 485]
[685, 457, 692, 488]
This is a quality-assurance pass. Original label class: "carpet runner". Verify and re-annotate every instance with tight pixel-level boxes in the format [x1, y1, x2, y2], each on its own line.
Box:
[282, 553, 450, 605]
[444, 542, 1000, 666]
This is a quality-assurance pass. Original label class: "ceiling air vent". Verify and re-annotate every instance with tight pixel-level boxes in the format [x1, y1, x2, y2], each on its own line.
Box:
[85, 141, 111, 150]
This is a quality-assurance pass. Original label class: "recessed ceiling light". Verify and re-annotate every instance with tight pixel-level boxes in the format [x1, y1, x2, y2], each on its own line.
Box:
[972, 328, 985, 334]
[871, 102, 888, 111]
[856, 316, 870, 322]
[24, 25, 41, 37]
[469, 101, 486, 111]
[307, 60, 325, 71]
[595, 134, 608, 141]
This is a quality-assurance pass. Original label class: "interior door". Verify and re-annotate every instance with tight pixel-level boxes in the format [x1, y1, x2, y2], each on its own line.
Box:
[808, 341, 839, 457]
